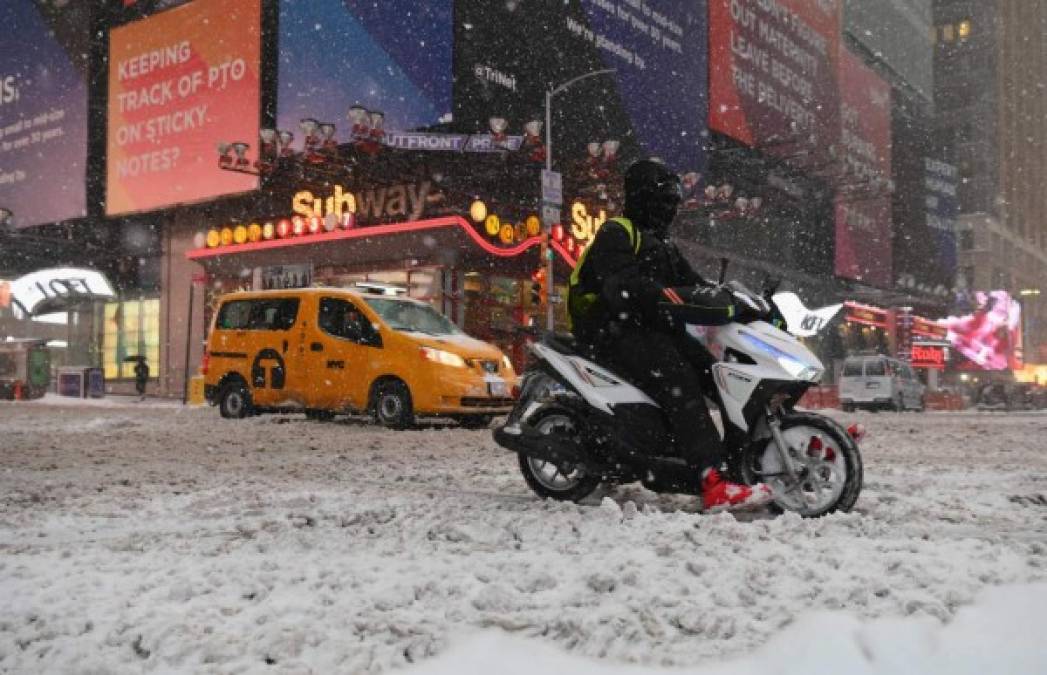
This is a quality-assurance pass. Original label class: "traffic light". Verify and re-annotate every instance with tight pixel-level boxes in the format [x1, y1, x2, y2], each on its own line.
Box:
[530, 268, 546, 307]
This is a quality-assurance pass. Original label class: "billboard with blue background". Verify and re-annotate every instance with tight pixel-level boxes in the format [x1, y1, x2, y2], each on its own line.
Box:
[454, 0, 708, 174]
[277, 0, 453, 136]
[0, 0, 89, 229]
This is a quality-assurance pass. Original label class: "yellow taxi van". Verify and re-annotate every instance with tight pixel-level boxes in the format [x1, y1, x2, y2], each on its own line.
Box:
[202, 286, 517, 428]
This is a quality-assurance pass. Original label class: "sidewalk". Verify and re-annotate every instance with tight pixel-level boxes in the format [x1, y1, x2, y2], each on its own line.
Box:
[2, 392, 187, 409]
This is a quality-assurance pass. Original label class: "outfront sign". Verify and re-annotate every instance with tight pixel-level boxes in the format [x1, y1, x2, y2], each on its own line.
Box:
[9, 267, 116, 316]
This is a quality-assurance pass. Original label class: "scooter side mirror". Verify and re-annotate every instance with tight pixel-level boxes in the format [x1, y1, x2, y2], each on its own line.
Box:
[718, 257, 729, 285]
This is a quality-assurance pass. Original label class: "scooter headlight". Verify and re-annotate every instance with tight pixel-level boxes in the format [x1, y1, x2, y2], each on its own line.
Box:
[740, 333, 822, 381]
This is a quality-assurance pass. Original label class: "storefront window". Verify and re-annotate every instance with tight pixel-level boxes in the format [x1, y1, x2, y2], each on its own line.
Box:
[102, 298, 160, 379]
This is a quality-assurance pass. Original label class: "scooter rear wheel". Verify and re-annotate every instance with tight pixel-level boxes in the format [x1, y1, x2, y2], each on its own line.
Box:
[517, 411, 601, 502]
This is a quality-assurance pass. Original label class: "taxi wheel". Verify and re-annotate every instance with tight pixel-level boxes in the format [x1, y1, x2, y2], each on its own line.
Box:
[219, 382, 252, 419]
[372, 380, 415, 429]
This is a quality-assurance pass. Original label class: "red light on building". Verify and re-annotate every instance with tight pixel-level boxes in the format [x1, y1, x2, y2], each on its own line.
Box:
[911, 344, 946, 370]
[552, 223, 564, 241]
[292, 216, 306, 236]
[844, 302, 889, 328]
[308, 216, 322, 234]
[276, 218, 292, 238]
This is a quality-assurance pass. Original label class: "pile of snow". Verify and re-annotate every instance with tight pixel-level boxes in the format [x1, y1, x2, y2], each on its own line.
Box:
[1, 403, 1046, 673]
[413, 583, 1047, 674]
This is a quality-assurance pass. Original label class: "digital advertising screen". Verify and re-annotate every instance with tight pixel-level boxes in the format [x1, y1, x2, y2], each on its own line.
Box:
[833, 49, 892, 287]
[107, 0, 261, 216]
[454, 0, 708, 173]
[0, 0, 89, 229]
[278, 0, 453, 136]
[708, 0, 841, 156]
[940, 290, 1024, 371]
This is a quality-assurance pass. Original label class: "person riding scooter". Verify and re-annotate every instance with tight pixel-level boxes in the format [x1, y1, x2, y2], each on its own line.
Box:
[568, 158, 773, 512]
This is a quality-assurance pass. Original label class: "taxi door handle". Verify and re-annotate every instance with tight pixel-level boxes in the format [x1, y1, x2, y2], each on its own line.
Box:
[310, 342, 324, 352]
[282, 339, 288, 353]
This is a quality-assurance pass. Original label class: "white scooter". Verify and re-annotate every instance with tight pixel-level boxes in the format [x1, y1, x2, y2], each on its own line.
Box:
[494, 273, 863, 517]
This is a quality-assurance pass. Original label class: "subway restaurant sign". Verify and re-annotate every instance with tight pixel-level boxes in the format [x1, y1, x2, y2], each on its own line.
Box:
[569, 202, 609, 243]
[292, 180, 433, 222]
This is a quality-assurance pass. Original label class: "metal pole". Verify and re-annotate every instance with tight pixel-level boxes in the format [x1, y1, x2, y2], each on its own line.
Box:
[544, 90, 554, 332]
[181, 282, 194, 405]
[542, 69, 615, 333]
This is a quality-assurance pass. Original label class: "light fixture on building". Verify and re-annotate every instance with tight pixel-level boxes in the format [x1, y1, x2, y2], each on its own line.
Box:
[262, 222, 275, 240]
[276, 219, 292, 238]
[1020, 288, 1041, 297]
[258, 129, 278, 171]
[230, 141, 250, 170]
[319, 123, 337, 146]
[347, 106, 369, 140]
[217, 142, 233, 167]
[469, 200, 487, 223]
[277, 130, 295, 157]
[523, 120, 545, 162]
[248, 223, 262, 242]
[489, 117, 508, 144]
[220, 227, 234, 246]
[292, 215, 306, 236]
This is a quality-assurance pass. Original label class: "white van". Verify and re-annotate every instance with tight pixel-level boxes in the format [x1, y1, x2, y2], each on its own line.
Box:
[839, 355, 925, 412]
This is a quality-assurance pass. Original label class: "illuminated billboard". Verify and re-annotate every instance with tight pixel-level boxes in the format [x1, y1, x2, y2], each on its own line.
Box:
[940, 291, 1024, 371]
[454, 0, 708, 173]
[0, 1, 89, 228]
[708, 0, 841, 155]
[107, 0, 261, 215]
[833, 49, 892, 287]
[278, 0, 453, 136]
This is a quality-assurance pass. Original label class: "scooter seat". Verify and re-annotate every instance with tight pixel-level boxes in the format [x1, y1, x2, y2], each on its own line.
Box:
[543, 332, 583, 356]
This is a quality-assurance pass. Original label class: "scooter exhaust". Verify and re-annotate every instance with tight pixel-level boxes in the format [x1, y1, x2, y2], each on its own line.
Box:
[493, 422, 613, 475]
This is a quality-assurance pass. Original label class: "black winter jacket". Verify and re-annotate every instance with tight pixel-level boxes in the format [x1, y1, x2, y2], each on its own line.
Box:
[570, 219, 736, 346]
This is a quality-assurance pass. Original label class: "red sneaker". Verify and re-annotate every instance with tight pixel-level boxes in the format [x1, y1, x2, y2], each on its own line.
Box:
[701, 468, 774, 513]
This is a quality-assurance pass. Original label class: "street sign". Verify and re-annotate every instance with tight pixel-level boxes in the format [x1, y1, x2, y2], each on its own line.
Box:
[541, 202, 561, 228]
[541, 169, 563, 205]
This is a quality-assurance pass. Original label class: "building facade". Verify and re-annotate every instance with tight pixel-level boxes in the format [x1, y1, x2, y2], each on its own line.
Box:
[934, 0, 1047, 362]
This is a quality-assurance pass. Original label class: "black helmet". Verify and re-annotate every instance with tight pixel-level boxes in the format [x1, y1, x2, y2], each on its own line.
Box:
[623, 159, 682, 238]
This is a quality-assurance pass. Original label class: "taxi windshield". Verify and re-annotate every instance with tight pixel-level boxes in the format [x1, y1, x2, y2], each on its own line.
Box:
[363, 297, 462, 336]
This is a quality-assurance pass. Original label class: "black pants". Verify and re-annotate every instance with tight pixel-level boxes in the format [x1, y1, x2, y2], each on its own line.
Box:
[597, 330, 723, 471]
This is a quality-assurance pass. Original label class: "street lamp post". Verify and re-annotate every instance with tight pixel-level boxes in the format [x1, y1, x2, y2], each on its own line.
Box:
[543, 68, 615, 331]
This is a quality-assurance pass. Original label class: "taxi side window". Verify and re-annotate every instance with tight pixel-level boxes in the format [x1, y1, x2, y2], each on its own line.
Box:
[217, 301, 252, 329]
[216, 299, 299, 331]
[319, 297, 381, 347]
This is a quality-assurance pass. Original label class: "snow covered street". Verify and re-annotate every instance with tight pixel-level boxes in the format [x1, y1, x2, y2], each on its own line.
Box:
[2, 399, 1046, 673]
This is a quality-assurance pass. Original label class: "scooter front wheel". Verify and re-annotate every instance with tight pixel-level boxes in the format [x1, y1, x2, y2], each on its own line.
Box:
[742, 413, 863, 517]
[517, 411, 601, 502]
